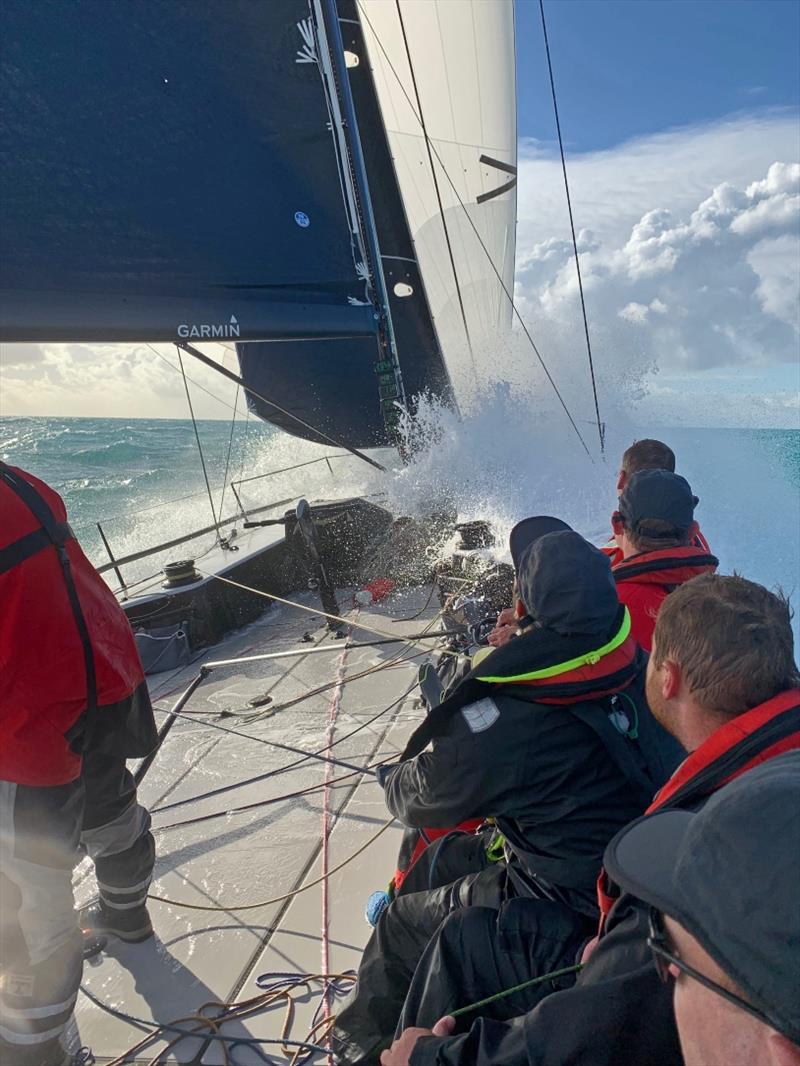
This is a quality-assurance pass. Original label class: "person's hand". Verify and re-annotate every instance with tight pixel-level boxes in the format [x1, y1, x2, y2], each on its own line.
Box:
[487, 607, 517, 647]
[580, 934, 599, 964]
[379, 1016, 456, 1065]
[487, 623, 516, 647]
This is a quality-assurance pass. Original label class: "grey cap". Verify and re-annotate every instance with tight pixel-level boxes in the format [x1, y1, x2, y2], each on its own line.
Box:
[618, 469, 698, 535]
[604, 751, 800, 1043]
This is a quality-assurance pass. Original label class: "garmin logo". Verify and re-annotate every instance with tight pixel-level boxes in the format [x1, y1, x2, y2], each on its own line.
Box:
[177, 315, 240, 339]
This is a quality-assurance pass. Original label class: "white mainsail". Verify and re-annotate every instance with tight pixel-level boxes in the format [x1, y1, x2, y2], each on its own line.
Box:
[359, 0, 517, 401]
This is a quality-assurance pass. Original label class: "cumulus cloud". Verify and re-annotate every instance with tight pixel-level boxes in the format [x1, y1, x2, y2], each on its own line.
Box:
[514, 156, 799, 393]
[0, 342, 239, 419]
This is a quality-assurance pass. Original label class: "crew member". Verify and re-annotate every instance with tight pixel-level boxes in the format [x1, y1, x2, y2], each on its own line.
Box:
[381, 574, 800, 1066]
[382, 518, 572, 904]
[606, 753, 800, 1066]
[612, 469, 718, 649]
[0, 463, 159, 1066]
[487, 439, 709, 649]
[602, 437, 710, 567]
[333, 527, 682, 1065]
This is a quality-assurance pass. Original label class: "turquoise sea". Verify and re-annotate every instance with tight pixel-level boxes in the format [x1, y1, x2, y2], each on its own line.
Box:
[2, 416, 798, 642]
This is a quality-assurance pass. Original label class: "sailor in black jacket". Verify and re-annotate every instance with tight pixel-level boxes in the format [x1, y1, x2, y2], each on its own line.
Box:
[384, 575, 800, 1066]
[332, 523, 682, 1066]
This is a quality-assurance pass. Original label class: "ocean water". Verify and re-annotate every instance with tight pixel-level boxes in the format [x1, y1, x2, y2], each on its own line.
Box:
[1, 413, 798, 642]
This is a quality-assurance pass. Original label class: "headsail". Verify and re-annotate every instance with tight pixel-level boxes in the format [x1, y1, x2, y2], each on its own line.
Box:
[357, 0, 518, 399]
[239, 0, 518, 445]
[237, 0, 455, 449]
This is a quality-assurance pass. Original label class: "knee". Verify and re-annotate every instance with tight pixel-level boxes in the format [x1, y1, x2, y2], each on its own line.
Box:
[436, 905, 499, 952]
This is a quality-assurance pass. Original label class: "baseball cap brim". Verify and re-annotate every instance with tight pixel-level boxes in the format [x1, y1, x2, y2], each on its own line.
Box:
[509, 515, 572, 571]
[603, 808, 695, 920]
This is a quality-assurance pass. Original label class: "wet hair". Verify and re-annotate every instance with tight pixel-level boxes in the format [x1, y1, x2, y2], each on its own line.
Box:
[621, 439, 676, 476]
[653, 573, 799, 718]
[626, 519, 690, 554]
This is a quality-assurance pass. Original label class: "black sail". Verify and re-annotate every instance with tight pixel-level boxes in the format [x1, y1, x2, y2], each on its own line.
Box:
[0, 0, 376, 345]
[237, 0, 453, 448]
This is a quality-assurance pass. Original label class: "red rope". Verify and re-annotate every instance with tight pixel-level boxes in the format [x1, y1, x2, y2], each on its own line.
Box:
[320, 612, 357, 1061]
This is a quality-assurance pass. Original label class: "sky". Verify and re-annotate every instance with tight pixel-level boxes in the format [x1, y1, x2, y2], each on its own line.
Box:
[1, 0, 798, 426]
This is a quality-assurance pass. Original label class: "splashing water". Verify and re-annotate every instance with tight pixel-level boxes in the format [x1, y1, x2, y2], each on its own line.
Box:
[2, 381, 797, 646]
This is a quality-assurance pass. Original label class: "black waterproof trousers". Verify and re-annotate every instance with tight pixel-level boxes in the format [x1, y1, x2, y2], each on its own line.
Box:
[0, 753, 154, 1066]
[333, 832, 592, 1066]
[396, 899, 590, 1034]
[332, 836, 504, 1065]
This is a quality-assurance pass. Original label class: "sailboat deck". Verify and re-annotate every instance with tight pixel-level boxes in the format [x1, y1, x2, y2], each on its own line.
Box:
[75, 586, 438, 1064]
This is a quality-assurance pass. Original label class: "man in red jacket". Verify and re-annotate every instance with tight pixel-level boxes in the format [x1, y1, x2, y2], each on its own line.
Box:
[611, 469, 718, 650]
[0, 463, 158, 1066]
[602, 438, 712, 567]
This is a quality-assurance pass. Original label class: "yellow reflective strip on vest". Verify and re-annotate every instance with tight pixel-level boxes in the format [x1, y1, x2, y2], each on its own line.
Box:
[476, 608, 631, 684]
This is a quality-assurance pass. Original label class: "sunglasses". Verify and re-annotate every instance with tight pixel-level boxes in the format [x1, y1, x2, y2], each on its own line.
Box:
[647, 909, 783, 1034]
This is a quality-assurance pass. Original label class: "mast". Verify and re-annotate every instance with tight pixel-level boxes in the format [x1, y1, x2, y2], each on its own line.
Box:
[314, 0, 406, 441]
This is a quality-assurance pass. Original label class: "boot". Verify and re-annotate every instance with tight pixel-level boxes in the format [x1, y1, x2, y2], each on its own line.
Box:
[78, 898, 153, 944]
[0, 1035, 92, 1066]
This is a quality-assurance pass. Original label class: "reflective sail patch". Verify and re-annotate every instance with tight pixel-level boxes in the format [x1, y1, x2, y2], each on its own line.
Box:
[461, 698, 500, 734]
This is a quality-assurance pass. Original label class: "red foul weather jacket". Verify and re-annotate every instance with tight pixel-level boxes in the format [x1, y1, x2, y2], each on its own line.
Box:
[601, 527, 711, 569]
[0, 464, 155, 787]
[611, 544, 718, 651]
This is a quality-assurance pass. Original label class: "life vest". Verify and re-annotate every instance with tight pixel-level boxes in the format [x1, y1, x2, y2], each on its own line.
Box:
[595, 688, 800, 927]
[0, 464, 147, 786]
[612, 545, 718, 650]
[601, 526, 711, 569]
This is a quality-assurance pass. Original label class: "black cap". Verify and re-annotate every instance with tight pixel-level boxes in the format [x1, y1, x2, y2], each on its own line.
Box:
[516, 530, 619, 637]
[618, 470, 698, 535]
[604, 751, 800, 1044]
[509, 515, 572, 571]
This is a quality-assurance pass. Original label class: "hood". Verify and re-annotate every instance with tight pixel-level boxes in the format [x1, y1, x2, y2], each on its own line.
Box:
[519, 530, 619, 637]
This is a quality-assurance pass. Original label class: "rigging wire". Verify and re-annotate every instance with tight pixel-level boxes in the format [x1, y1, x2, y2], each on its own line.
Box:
[195, 566, 461, 656]
[176, 347, 222, 541]
[146, 342, 240, 417]
[152, 676, 420, 828]
[151, 597, 447, 815]
[218, 375, 240, 522]
[356, 0, 593, 461]
[538, 0, 605, 456]
[393, 0, 478, 386]
[178, 340, 387, 473]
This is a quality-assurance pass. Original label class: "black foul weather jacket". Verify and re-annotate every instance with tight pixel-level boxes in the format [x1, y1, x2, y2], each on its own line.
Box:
[381, 606, 684, 917]
[409, 688, 800, 1066]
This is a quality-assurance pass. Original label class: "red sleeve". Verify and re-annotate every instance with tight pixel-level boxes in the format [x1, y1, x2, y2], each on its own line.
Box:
[616, 582, 659, 652]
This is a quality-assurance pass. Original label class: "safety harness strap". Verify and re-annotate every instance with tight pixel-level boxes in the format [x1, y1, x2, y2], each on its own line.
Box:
[0, 523, 75, 576]
[0, 463, 98, 743]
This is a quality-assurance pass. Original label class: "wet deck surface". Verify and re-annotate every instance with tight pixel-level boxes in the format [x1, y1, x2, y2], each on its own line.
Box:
[75, 585, 439, 1063]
